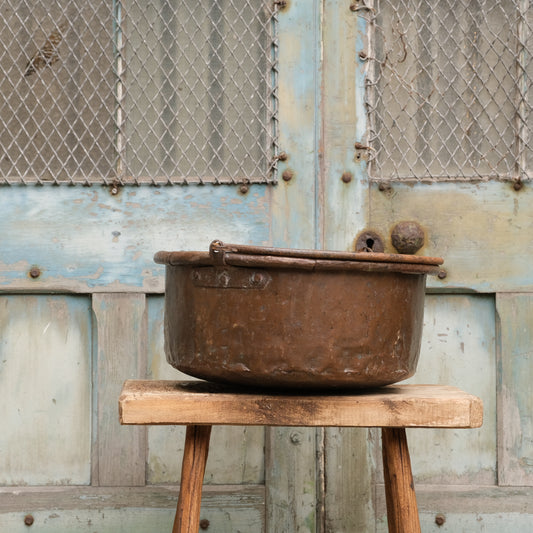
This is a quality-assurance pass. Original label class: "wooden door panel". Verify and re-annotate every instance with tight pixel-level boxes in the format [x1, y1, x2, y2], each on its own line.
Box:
[369, 181, 533, 292]
[496, 293, 533, 486]
[405, 295, 497, 485]
[0, 295, 91, 485]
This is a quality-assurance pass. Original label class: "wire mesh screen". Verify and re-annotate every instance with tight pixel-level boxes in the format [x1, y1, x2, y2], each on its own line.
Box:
[0, 1, 278, 185]
[364, 0, 532, 183]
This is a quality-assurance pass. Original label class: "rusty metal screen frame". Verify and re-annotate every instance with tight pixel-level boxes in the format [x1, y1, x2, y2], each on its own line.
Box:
[361, 0, 533, 184]
[0, 1, 280, 186]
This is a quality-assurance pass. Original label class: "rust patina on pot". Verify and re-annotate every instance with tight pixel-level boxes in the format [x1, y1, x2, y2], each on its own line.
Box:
[154, 241, 443, 390]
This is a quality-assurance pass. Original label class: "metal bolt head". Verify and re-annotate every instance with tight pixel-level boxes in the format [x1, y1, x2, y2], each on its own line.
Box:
[435, 513, 446, 526]
[282, 169, 294, 182]
[29, 267, 41, 279]
[199, 518, 210, 530]
[513, 179, 523, 191]
[24, 514, 34, 526]
[391, 221, 425, 255]
[358, 51, 367, 60]
[437, 269, 447, 280]
[341, 171, 353, 183]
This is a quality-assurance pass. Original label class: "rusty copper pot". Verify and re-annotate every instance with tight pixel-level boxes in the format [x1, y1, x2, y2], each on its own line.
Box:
[154, 241, 443, 390]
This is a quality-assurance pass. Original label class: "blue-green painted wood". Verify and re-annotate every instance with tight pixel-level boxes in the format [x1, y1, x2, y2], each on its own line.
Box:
[0, 184, 271, 292]
[0, 295, 91, 485]
[496, 293, 533, 486]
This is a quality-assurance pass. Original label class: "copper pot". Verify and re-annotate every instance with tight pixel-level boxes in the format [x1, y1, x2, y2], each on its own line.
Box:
[154, 241, 443, 389]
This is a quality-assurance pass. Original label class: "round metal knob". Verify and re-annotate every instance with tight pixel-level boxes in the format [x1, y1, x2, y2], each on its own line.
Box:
[391, 221, 425, 254]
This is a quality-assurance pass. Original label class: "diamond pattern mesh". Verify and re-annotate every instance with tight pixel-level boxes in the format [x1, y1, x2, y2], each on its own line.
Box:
[0, 1, 278, 185]
[364, 0, 532, 183]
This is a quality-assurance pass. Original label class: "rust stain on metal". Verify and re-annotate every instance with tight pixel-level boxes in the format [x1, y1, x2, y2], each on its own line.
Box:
[391, 221, 425, 255]
[282, 169, 294, 182]
[355, 230, 385, 253]
[29, 267, 41, 279]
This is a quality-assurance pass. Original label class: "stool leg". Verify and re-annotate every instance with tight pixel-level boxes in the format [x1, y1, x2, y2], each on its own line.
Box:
[381, 428, 421, 533]
[173, 425, 212, 533]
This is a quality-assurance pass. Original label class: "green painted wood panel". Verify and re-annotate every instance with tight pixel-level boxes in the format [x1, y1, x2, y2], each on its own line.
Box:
[404, 295, 496, 485]
[0, 486, 264, 533]
[92, 294, 147, 487]
[369, 181, 533, 292]
[496, 293, 533, 486]
[0, 295, 91, 485]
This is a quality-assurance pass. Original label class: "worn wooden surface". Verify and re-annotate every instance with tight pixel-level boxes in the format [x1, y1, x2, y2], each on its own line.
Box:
[403, 295, 497, 485]
[173, 425, 212, 533]
[265, 427, 318, 533]
[0, 485, 264, 533]
[382, 428, 421, 533]
[92, 293, 147, 486]
[496, 293, 533, 486]
[0, 295, 91, 485]
[369, 180, 533, 292]
[119, 380, 482, 428]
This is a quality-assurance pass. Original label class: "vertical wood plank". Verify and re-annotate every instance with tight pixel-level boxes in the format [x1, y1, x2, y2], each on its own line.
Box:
[403, 294, 496, 485]
[265, 427, 318, 533]
[496, 293, 533, 486]
[0, 295, 91, 485]
[92, 293, 147, 486]
[324, 428, 375, 533]
[382, 428, 421, 533]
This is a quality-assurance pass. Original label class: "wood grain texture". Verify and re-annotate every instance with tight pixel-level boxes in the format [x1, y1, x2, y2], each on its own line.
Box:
[324, 428, 375, 532]
[265, 427, 318, 533]
[369, 180, 533, 292]
[403, 295, 496, 485]
[173, 425, 212, 533]
[0, 295, 91, 485]
[93, 294, 147, 486]
[0, 485, 264, 533]
[119, 381, 483, 429]
[496, 293, 533, 486]
[382, 428, 421, 533]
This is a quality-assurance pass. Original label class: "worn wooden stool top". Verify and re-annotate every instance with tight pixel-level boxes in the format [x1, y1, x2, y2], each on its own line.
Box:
[119, 380, 483, 429]
[119, 380, 482, 533]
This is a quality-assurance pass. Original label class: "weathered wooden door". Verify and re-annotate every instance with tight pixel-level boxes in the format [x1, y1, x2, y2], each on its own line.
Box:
[0, 1, 324, 531]
[327, 1, 533, 531]
[2, 1, 532, 532]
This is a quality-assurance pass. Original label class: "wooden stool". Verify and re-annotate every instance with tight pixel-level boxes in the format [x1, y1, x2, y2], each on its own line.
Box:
[119, 381, 482, 533]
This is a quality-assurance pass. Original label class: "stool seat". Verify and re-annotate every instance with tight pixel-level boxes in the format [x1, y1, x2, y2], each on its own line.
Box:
[119, 381, 482, 533]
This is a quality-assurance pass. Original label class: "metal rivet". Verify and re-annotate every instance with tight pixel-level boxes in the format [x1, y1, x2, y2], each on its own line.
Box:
[199, 518, 210, 530]
[29, 267, 41, 279]
[435, 514, 446, 526]
[341, 171, 353, 183]
[110, 186, 119, 195]
[24, 515, 34, 526]
[378, 182, 391, 192]
[358, 51, 367, 60]
[277, 151, 288, 162]
[290, 431, 302, 445]
[513, 179, 523, 191]
[437, 270, 447, 280]
[349, 3, 358, 11]
[282, 169, 294, 182]
[239, 184, 249, 194]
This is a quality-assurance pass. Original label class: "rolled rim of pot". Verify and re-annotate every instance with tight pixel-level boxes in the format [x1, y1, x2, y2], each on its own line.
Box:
[154, 241, 444, 276]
